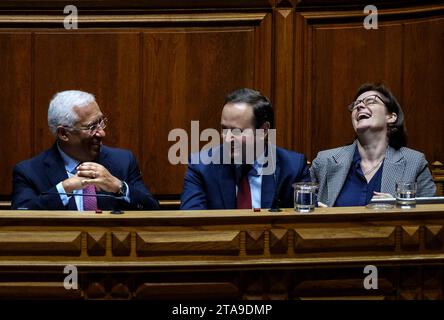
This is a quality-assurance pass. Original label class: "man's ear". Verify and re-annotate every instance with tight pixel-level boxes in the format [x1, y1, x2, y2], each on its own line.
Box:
[260, 121, 271, 132]
[56, 126, 69, 141]
[259, 121, 271, 140]
[387, 112, 397, 124]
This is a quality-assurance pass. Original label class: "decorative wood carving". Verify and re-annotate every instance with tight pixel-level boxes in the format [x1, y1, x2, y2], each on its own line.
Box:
[0, 231, 82, 256]
[293, 227, 396, 252]
[87, 232, 107, 256]
[136, 231, 241, 256]
[269, 229, 289, 254]
[112, 232, 131, 256]
[245, 230, 265, 255]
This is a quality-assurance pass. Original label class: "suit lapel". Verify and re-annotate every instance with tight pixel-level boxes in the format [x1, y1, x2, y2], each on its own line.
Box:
[95, 146, 110, 210]
[326, 142, 356, 207]
[261, 165, 279, 208]
[44, 144, 69, 188]
[96, 145, 109, 167]
[44, 144, 77, 210]
[381, 146, 405, 195]
[218, 164, 237, 209]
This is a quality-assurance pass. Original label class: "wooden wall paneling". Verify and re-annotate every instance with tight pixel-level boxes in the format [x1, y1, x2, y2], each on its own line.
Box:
[142, 28, 255, 195]
[293, 12, 309, 155]
[311, 22, 404, 159]
[0, 32, 32, 197]
[33, 31, 142, 158]
[402, 17, 444, 164]
[253, 13, 273, 97]
[296, 12, 404, 160]
[294, 4, 444, 161]
[274, 7, 295, 149]
[142, 15, 270, 195]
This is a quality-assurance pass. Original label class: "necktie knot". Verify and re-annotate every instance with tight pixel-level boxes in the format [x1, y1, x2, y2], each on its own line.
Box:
[240, 164, 252, 178]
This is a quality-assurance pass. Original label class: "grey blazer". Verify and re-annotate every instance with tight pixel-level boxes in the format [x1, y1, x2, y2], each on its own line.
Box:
[310, 141, 436, 207]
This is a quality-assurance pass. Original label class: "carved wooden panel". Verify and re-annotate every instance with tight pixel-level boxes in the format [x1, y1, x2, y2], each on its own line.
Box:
[294, 6, 444, 164]
[424, 225, 444, 250]
[111, 232, 131, 256]
[269, 229, 289, 254]
[142, 15, 271, 195]
[0, 207, 444, 299]
[0, 33, 32, 196]
[293, 227, 396, 252]
[400, 226, 421, 251]
[33, 32, 141, 156]
[297, 16, 403, 159]
[0, 231, 82, 255]
[245, 230, 265, 254]
[87, 231, 106, 256]
[274, 8, 295, 148]
[402, 17, 444, 163]
[135, 282, 240, 300]
[136, 231, 241, 256]
[0, 282, 82, 299]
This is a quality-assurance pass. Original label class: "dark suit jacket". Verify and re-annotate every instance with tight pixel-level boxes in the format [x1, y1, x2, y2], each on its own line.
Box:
[180, 146, 311, 210]
[12, 143, 159, 210]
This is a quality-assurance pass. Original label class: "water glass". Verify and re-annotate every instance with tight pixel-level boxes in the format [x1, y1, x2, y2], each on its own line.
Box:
[293, 182, 319, 213]
[395, 181, 417, 209]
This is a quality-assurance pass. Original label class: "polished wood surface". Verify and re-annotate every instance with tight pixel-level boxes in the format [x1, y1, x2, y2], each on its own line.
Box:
[1, 205, 444, 299]
[432, 161, 444, 196]
[0, 1, 443, 199]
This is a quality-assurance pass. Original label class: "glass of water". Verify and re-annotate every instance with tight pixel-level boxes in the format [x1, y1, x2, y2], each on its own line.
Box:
[293, 182, 319, 213]
[395, 181, 417, 209]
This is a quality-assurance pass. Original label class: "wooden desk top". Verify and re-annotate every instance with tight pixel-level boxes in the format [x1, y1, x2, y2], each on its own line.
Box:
[1, 205, 444, 299]
[2, 203, 444, 216]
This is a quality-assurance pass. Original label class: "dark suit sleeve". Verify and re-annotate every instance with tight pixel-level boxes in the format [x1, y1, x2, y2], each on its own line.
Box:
[12, 164, 66, 210]
[279, 153, 311, 208]
[180, 163, 208, 210]
[125, 153, 159, 210]
[299, 155, 311, 182]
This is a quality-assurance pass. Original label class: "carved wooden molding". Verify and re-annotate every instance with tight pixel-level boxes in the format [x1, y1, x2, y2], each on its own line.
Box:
[298, 4, 444, 22]
[0, 12, 268, 24]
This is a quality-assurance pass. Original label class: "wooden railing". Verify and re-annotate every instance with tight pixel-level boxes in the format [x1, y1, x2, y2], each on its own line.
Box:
[1, 205, 444, 299]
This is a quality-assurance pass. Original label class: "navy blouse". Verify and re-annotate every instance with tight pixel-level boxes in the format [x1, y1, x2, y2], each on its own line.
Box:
[334, 147, 383, 206]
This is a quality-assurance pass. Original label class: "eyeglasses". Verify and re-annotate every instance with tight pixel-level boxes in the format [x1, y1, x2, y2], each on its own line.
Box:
[64, 117, 108, 135]
[348, 95, 385, 112]
[221, 128, 255, 137]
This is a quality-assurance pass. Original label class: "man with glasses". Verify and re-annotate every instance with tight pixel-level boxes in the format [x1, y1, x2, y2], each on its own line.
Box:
[12, 90, 159, 211]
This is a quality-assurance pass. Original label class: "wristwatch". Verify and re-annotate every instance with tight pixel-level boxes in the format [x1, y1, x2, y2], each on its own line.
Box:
[116, 180, 127, 196]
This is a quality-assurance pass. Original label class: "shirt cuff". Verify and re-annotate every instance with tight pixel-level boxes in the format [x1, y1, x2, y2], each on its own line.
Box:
[56, 182, 70, 206]
[122, 181, 130, 203]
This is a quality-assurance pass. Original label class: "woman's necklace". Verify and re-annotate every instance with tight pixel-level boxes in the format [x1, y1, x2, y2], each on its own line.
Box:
[363, 158, 384, 176]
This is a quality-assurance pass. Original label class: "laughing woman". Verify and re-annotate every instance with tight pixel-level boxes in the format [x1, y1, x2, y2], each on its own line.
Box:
[310, 83, 436, 207]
